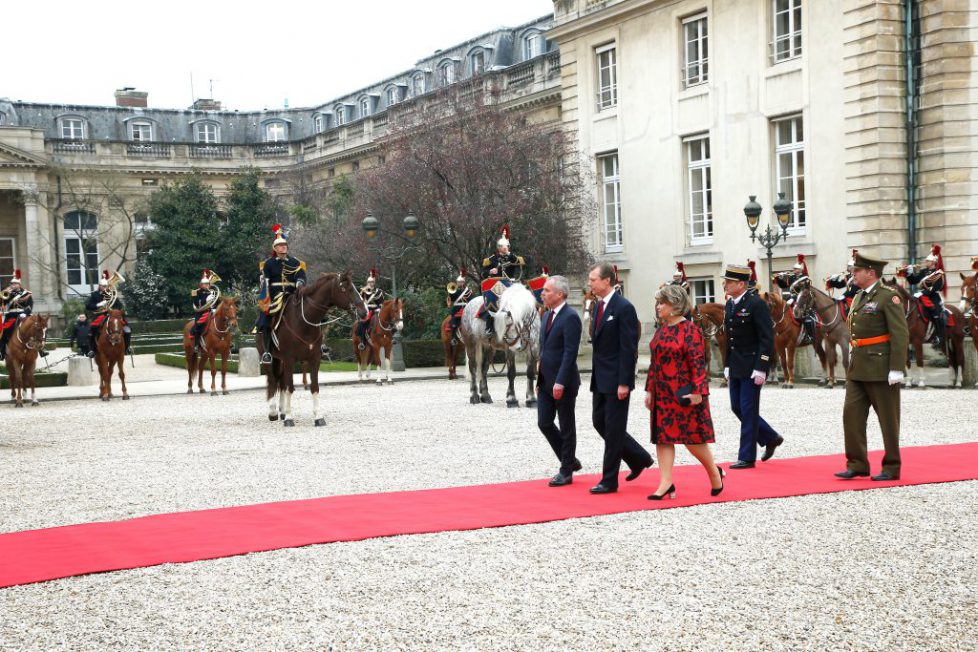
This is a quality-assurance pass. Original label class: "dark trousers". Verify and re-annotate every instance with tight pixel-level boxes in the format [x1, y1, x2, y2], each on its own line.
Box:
[843, 379, 901, 476]
[592, 391, 652, 489]
[728, 377, 780, 462]
[537, 386, 577, 476]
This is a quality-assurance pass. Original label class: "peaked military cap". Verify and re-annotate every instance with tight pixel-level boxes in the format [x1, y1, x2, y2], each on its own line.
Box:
[722, 264, 752, 282]
[852, 252, 886, 275]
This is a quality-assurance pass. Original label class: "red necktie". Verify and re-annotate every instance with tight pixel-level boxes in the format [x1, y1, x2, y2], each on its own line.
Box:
[595, 301, 605, 331]
[546, 310, 555, 332]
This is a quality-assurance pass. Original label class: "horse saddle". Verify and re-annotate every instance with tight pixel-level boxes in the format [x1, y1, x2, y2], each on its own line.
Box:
[481, 277, 511, 297]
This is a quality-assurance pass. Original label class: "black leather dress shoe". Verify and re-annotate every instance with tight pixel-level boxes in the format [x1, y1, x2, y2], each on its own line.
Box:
[834, 469, 870, 479]
[572, 459, 583, 472]
[871, 471, 899, 481]
[761, 436, 784, 462]
[625, 459, 654, 482]
[548, 474, 572, 487]
[589, 484, 617, 494]
[729, 460, 755, 470]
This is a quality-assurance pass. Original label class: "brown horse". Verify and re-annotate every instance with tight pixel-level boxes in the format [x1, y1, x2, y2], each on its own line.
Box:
[691, 302, 728, 385]
[5, 314, 48, 407]
[791, 279, 851, 388]
[95, 309, 128, 401]
[960, 270, 978, 386]
[258, 271, 366, 426]
[441, 314, 463, 380]
[763, 290, 826, 388]
[182, 297, 239, 395]
[883, 278, 966, 388]
[352, 298, 405, 384]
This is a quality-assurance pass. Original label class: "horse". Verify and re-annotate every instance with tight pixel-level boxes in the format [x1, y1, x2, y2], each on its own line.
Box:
[691, 302, 728, 386]
[257, 271, 366, 427]
[459, 283, 540, 407]
[791, 279, 851, 388]
[182, 297, 239, 395]
[883, 278, 965, 388]
[960, 271, 978, 385]
[352, 297, 405, 384]
[763, 290, 827, 388]
[4, 314, 47, 407]
[440, 314, 463, 380]
[95, 309, 128, 401]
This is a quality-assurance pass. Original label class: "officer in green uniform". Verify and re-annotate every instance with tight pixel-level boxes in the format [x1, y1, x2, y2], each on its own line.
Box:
[835, 252, 909, 481]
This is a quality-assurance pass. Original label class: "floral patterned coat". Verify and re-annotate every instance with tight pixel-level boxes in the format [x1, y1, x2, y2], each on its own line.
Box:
[645, 319, 714, 445]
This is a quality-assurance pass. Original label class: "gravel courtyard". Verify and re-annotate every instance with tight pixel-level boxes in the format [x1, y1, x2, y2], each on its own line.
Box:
[1, 376, 976, 651]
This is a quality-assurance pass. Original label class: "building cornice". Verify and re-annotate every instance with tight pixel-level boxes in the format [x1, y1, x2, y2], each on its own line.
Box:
[547, 0, 671, 42]
[0, 142, 48, 169]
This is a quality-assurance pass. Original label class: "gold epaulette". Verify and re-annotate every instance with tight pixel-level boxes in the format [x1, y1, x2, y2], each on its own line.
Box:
[516, 256, 526, 265]
[259, 260, 265, 271]
[483, 257, 491, 267]
[299, 260, 307, 271]
[191, 289, 198, 297]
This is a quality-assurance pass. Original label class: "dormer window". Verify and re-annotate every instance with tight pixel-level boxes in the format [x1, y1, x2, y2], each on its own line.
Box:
[194, 122, 220, 143]
[335, 106, 347, 126]
[314, 115, 323, 133]
[130, 121, 154, 142]
[59, 117, 87, 139]
[264, 121, 287, 142]
[412, 74, 426, 96]
[523, 31, 544, 60]
[386, 87, 400, 107]
[358, 97, 372, 118]
[470, 49, 486, 75]
[438, 61, 456, 86]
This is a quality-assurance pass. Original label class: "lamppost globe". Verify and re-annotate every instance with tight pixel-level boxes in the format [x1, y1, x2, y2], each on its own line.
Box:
[361, 212, 380, 238]
[773, 192, 793, 230]
[744, 195, 763, 232]
[402, 212, 419, 239]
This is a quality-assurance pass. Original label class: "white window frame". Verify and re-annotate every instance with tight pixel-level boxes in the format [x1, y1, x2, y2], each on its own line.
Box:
[598, 152, 623, 253]
[772, 0, 802, 63]
[0, 238, 16, 288]
[265, 122, 286, 142]
[439, 61, 456, 86]
[774, 115, 806, 233]
[129, 121, 154, 142]
[335, 106, 347, 126]
[595, 43, 618, 111]
[60, 117, 86, 139]
[386, 87, 399, 107]
[690, 278, 716, 305]
[471, 50, 486, 76]
[685, 135, 713, 244]
[682, 13, 709, 87]
[0, 112, 7, 126]
[523, 32, 544, 60]
[413, 74, 426, 96]
[314, 115, 323, 133]
[63, 211, 100, 295]
[359, 97, 371, 118]
[194, 122, 220, 144]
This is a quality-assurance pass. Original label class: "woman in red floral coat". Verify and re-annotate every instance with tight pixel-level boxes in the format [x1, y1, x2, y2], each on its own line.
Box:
[644, 285, 725, 499]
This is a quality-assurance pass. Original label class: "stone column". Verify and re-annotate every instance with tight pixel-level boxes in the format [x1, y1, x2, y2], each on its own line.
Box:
[20, 184, 55, 312]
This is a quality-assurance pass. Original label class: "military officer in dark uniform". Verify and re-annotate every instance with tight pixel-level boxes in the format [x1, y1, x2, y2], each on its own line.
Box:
[356, 269, 385, 350]
[899, 244, 946, 347]
[446, 266, 472, 344]
[191, 269, 217, 353]
[836, 252, 909, 481]
[257, 224, 307, 364]
[479, 225, 524, 335]
[0, 270, 45, 360]
[746, 260, 758, 291]
[722, 264, 783, 469]
[85, 270, 133, 357]
[666, 261, 690, 293]
[826, 249, 860, 314]
[774, 254, 817, 344]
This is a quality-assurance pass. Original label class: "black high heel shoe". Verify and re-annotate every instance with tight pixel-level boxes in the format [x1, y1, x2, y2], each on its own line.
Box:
[648, 484, 676, 501]
[711, 467, 726, 497]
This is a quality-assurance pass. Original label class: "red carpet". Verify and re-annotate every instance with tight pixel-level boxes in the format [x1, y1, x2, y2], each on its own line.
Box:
[2, 442, 977, 589]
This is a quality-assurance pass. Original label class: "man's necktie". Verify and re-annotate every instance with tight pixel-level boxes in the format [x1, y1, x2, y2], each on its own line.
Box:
[595, 301, 605, 332]
[546, 310, 555, 333]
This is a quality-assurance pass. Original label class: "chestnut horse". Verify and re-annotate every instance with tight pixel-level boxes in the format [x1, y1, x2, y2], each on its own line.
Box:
[352, 298, 405, 384]
[791, 279, 851, 388]
[441, 314, 463, 380]
[883, 278, 965, 388]
[763, 290, 826, 388]
[691, 302, 728, 385]
[258, 271, 366, 427]
[182, 297, 239, 395]
[95, 309, 128, 401]
[5, 314, 48, 407]
[960, 271, 978, 386]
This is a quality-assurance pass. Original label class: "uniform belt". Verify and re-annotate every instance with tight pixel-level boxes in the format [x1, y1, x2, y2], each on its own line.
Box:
[852, 334, 891, 348]
[271, 282, 296, 287]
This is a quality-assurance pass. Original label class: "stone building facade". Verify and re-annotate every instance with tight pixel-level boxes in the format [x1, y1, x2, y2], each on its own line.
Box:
[548, 0, 977, 327]
[0, 17, 560, 317]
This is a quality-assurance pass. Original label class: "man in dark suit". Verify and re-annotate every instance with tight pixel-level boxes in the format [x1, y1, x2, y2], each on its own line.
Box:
[537, 275, 583, 487]
[587, 262, 654, 494]
[722, 264, 783, 469]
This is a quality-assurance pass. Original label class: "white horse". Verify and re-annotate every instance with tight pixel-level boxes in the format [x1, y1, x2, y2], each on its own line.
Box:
[459, 283, 540, 407]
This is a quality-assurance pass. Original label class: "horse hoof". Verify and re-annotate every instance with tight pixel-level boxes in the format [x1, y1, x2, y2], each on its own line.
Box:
[470, 396, 480, 405]
[506, 399, 519, 408]
[187, 389, 193, 394]
[284, 419, 295, 427]
[314, 418, 326, 427]
[480, 396, 493, 404]
[376, 379, 384, 385]
[211, 391, 218, 396]
[222, 390, 229, 395]
[781, 383, 793, 389]
[525, 399, 537, 408]
[31, 401, 39, 406]
[269, 414, 279, 421]
[122, 395, 130, 401]
[14, 403, 23, 408]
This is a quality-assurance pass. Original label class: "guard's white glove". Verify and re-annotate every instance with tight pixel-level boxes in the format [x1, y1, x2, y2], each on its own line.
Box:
[723, 367, 729, 381]
[97, 300, 107, 308]
[888, 371, 904, 386]
[751, 370, 767, 386]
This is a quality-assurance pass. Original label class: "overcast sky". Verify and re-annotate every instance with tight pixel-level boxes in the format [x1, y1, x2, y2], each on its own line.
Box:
[2, 0, 555, 111]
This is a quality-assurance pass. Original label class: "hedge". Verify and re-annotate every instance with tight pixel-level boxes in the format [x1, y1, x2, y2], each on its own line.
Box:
[0, 364, 68, 388]
[153, 352, 358, 374]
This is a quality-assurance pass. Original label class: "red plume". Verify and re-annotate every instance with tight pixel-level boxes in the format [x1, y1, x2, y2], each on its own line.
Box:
[459, 266, 467, 277]
[613, 264, 619, 285]
[747, 260, 757, 283]
[797, 253, 809, 277]
[272, 223, 282, 235]
[370, 267, 378, 278]
[971, 257, 978, 272]
[676, 262, 686, 282]
[13, 268, 20, 277]
[931, 244, 946, 295]
[542, 265, 549, 275]
[500, 224, 510, 239]
[103, 270, 110, 280]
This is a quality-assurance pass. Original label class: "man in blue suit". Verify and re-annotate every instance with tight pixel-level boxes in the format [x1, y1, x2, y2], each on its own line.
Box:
[587, 262, 654, 494]
[537, 275, 584, 487]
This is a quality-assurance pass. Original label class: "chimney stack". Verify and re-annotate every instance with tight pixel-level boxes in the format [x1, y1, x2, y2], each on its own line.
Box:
[191, 98, 222, 111]
[115, 87, 148, 108]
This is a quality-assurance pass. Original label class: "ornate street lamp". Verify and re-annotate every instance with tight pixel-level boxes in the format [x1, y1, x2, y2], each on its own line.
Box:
[744, 192, 792, 287]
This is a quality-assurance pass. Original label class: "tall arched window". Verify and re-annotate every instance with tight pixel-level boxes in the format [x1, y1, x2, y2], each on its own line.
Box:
[438, 61, 456, 86]
[412, 73, 426, 96]
[523, 31, 545, 60]
[63, 210, 99, 293]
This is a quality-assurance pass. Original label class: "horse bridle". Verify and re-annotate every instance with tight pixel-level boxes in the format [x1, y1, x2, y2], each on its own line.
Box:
[498, 309, 532, 349]
[375, 301, 403, 333]
[795, 286, 843, 331]
[209, 304, 237, 336]
[14, 318, 45, 351]
[298, 277, 364, 327]
[104, 315, 124, 345]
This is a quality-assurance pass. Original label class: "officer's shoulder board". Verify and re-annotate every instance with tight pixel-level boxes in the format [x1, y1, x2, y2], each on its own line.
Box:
[259, 260, 265, 271]
[191, 289, 198, 297]
[516, 256, 526, 265]
[299, 260, 307, 271]
[483, 257, 491, 267]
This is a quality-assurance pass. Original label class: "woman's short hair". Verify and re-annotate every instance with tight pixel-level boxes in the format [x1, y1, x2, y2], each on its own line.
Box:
[654, 284, 693, 316]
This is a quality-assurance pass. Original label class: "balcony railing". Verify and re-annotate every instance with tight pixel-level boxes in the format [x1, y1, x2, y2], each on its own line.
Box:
[52, 139, 95, 154]
[507, 61, 535, 87]
[126, 142, 171, 157]
[189, 144, 233, 159]
[253, 143, 290, 158]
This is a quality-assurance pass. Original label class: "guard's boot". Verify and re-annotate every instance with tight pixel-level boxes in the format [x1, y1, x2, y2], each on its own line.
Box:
[124, 331, 133, 355]
[932, 314, 946, 350]
[0, 339, 6, 361]
[481, 309, 494, 336]
[87, 331, 98, 358]
[194, 333, 202, 354]
[260, 330, 273, 364]
[39, 345, 49, 358]
[357, 321, 368, 351]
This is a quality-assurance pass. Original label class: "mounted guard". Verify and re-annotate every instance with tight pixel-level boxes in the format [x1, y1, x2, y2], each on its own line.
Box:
[527, 265, 550, 306]
[356, 269, 385, 351]
[86, 270, 132, 357]
[899, 243, 947, 347]
[826, 248, 860, 315]
[191, 269, 221, 353]
[257, 224, 307, 365]
[479, 224, 525, 335]
[0, 270, 44, 361]
[446, 266, 473, 345]
[747, 260, 758, 291]
[666, 261, 690, 293]
[774, 253, 817, 345]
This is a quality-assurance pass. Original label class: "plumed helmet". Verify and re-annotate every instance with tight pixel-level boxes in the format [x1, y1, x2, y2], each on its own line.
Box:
[200, 268, 211, 285]
[673, 261, 686, 281]
[541, 265, 550, 277]
[456, 266, 467, 283]
[367, 268, 378, 283]
[10, 268, 21, 284]
[747, 260, 757, 283]
[925, 243, 941, 263]
[99, 270, 110, 286]
[793, 253, 809, 276]
[848, 249, 858, 268]
[272, 223, 288, 247]
[496, 224, 510, 248]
